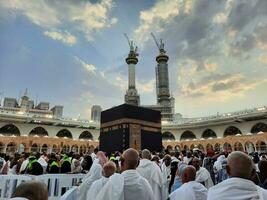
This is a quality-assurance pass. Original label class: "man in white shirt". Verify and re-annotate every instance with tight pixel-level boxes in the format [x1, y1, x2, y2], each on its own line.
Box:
[95, 148, 154, 200]
[137, 149, 164, 200]
[207, 151, 267, 200]
[169, 165, 207, 200]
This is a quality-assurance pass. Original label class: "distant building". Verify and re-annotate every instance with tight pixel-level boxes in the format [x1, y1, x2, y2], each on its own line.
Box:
[51, 106, 63, 118]
[1, 89, 63, 117]
[35, 102, 49, 110]
[91, 105, 102, 122]
[3, 98, 18, 108]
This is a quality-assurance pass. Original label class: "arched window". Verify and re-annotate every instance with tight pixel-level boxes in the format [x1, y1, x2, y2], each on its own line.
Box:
[183, 145, 189, 151]
[80, 145, 87, 154]
[29, 127, 48, 136]
[72, 145, 78, 153]
[224, 126, 242, 137]
[190, 144, 195, 150]
[256, 141, 267, 152]
[223, 143, 232, 151]
[198, 144, 204, 151]
[41, 144, 48, 152]
[79, 131, 93, 140]
[251, 123, 267, 134]
[214, 143, 221, 151]
[52, 145, 58, 153]
[175, 145, 181, 151]
[244, 142, 255, 153]
[18, 143, 26, 154]
[180, 131, 196, 141]
[6, 142, 16, 153]
[202, 129, 217, 139]
[162, 131, 175, 140]
[0, 124, 20, 136]
[0, 142, 5, 153]
[31, 143, 39, 152]
[234, 142, 243, 151]
[206, 143, 213, 150]
[56, 129, 72, 138]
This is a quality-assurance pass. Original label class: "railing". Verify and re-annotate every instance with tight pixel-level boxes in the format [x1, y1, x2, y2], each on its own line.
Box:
[0, 174, 84, 200]
[166, 106, 267, 126]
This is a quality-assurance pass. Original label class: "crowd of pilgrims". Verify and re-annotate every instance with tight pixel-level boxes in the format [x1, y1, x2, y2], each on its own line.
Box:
[3, 147, 267, 200]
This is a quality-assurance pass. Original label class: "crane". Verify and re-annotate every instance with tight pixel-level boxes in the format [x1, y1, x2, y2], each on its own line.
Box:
[124, 33, 138, 55]
[151, 32, 165, 53]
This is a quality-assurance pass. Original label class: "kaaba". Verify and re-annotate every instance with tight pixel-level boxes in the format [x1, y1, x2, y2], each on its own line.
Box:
[100, 104, 162, 153]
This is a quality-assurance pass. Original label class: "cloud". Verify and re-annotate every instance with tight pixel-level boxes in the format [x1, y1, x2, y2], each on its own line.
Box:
[74, 55, 124, 99]
[44, 31, 76, 45]
[180, 73, 266, 101]
[137, 79, 155, 94]
[134, 0, 180, 46]
[0, 0, 117, 43]
[213, 12, 228, 24]
[74, 56, 96, 74]
[258, 54, 267, 63]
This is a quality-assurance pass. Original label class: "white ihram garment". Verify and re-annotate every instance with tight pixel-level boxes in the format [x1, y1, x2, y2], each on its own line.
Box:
[78, 163, 102, 200]
[86, 176, 109, 199]
[137, 159, 164, 200]
[19, 159, 29, 173]
[196, 167, 214, 189]
[95, 170, 154, 200]
[161, 163, 171, 198]
[169, 181, 207, 200]
[213, 155, 225, 171]
[207, 177, 267, 200]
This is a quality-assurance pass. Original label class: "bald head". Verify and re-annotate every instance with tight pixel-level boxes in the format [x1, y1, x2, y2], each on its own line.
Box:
[227, 151, 253, 179]
[141, 149, 151, 160]
[121, 148, 139, 171]
[103, 161, 116, 178]
[12, 181, 48, 200]
[182, 166, 196, 184]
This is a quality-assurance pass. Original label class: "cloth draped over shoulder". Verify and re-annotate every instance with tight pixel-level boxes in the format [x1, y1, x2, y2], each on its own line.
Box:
[196, 167, 214, 189]
[137, 159, 164, 200]
[78, 163, 102, 200]
[86, 176, 109, 199]
[169, 181, 207, 200]
[207, 177, 267, 200]
[94, 170, 154, 200]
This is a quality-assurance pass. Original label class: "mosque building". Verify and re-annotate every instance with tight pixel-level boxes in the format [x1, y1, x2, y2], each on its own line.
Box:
[0, 36, 266, 155]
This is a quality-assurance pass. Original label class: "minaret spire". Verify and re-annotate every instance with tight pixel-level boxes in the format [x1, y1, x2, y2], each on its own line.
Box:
[124, 34, 140, 106]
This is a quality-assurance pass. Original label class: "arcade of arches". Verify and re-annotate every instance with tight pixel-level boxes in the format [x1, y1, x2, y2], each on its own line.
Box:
[1, 123, 267, 155]
[163, 132, 267, 153]
[0, 136, 98, 155]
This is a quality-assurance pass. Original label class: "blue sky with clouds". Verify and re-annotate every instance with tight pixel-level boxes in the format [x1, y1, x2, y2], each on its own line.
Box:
[0, 0, 267, 119]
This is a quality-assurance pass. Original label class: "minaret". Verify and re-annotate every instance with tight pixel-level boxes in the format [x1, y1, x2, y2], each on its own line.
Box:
[154, 38, 170, 105]
[124, 34, 140, 106]
[151, 33, 174, 120]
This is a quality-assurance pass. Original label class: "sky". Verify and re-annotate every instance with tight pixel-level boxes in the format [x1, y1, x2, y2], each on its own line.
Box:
[0, 0, 267, 119]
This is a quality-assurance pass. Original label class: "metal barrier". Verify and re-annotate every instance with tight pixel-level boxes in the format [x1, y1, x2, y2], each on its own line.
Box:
[0, 174, 84, 200]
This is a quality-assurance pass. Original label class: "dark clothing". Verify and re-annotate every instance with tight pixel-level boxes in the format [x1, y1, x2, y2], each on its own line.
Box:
[26, 161, 43, 175]
[61, 161, 71, 173]
[47, 160, 60, 174]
